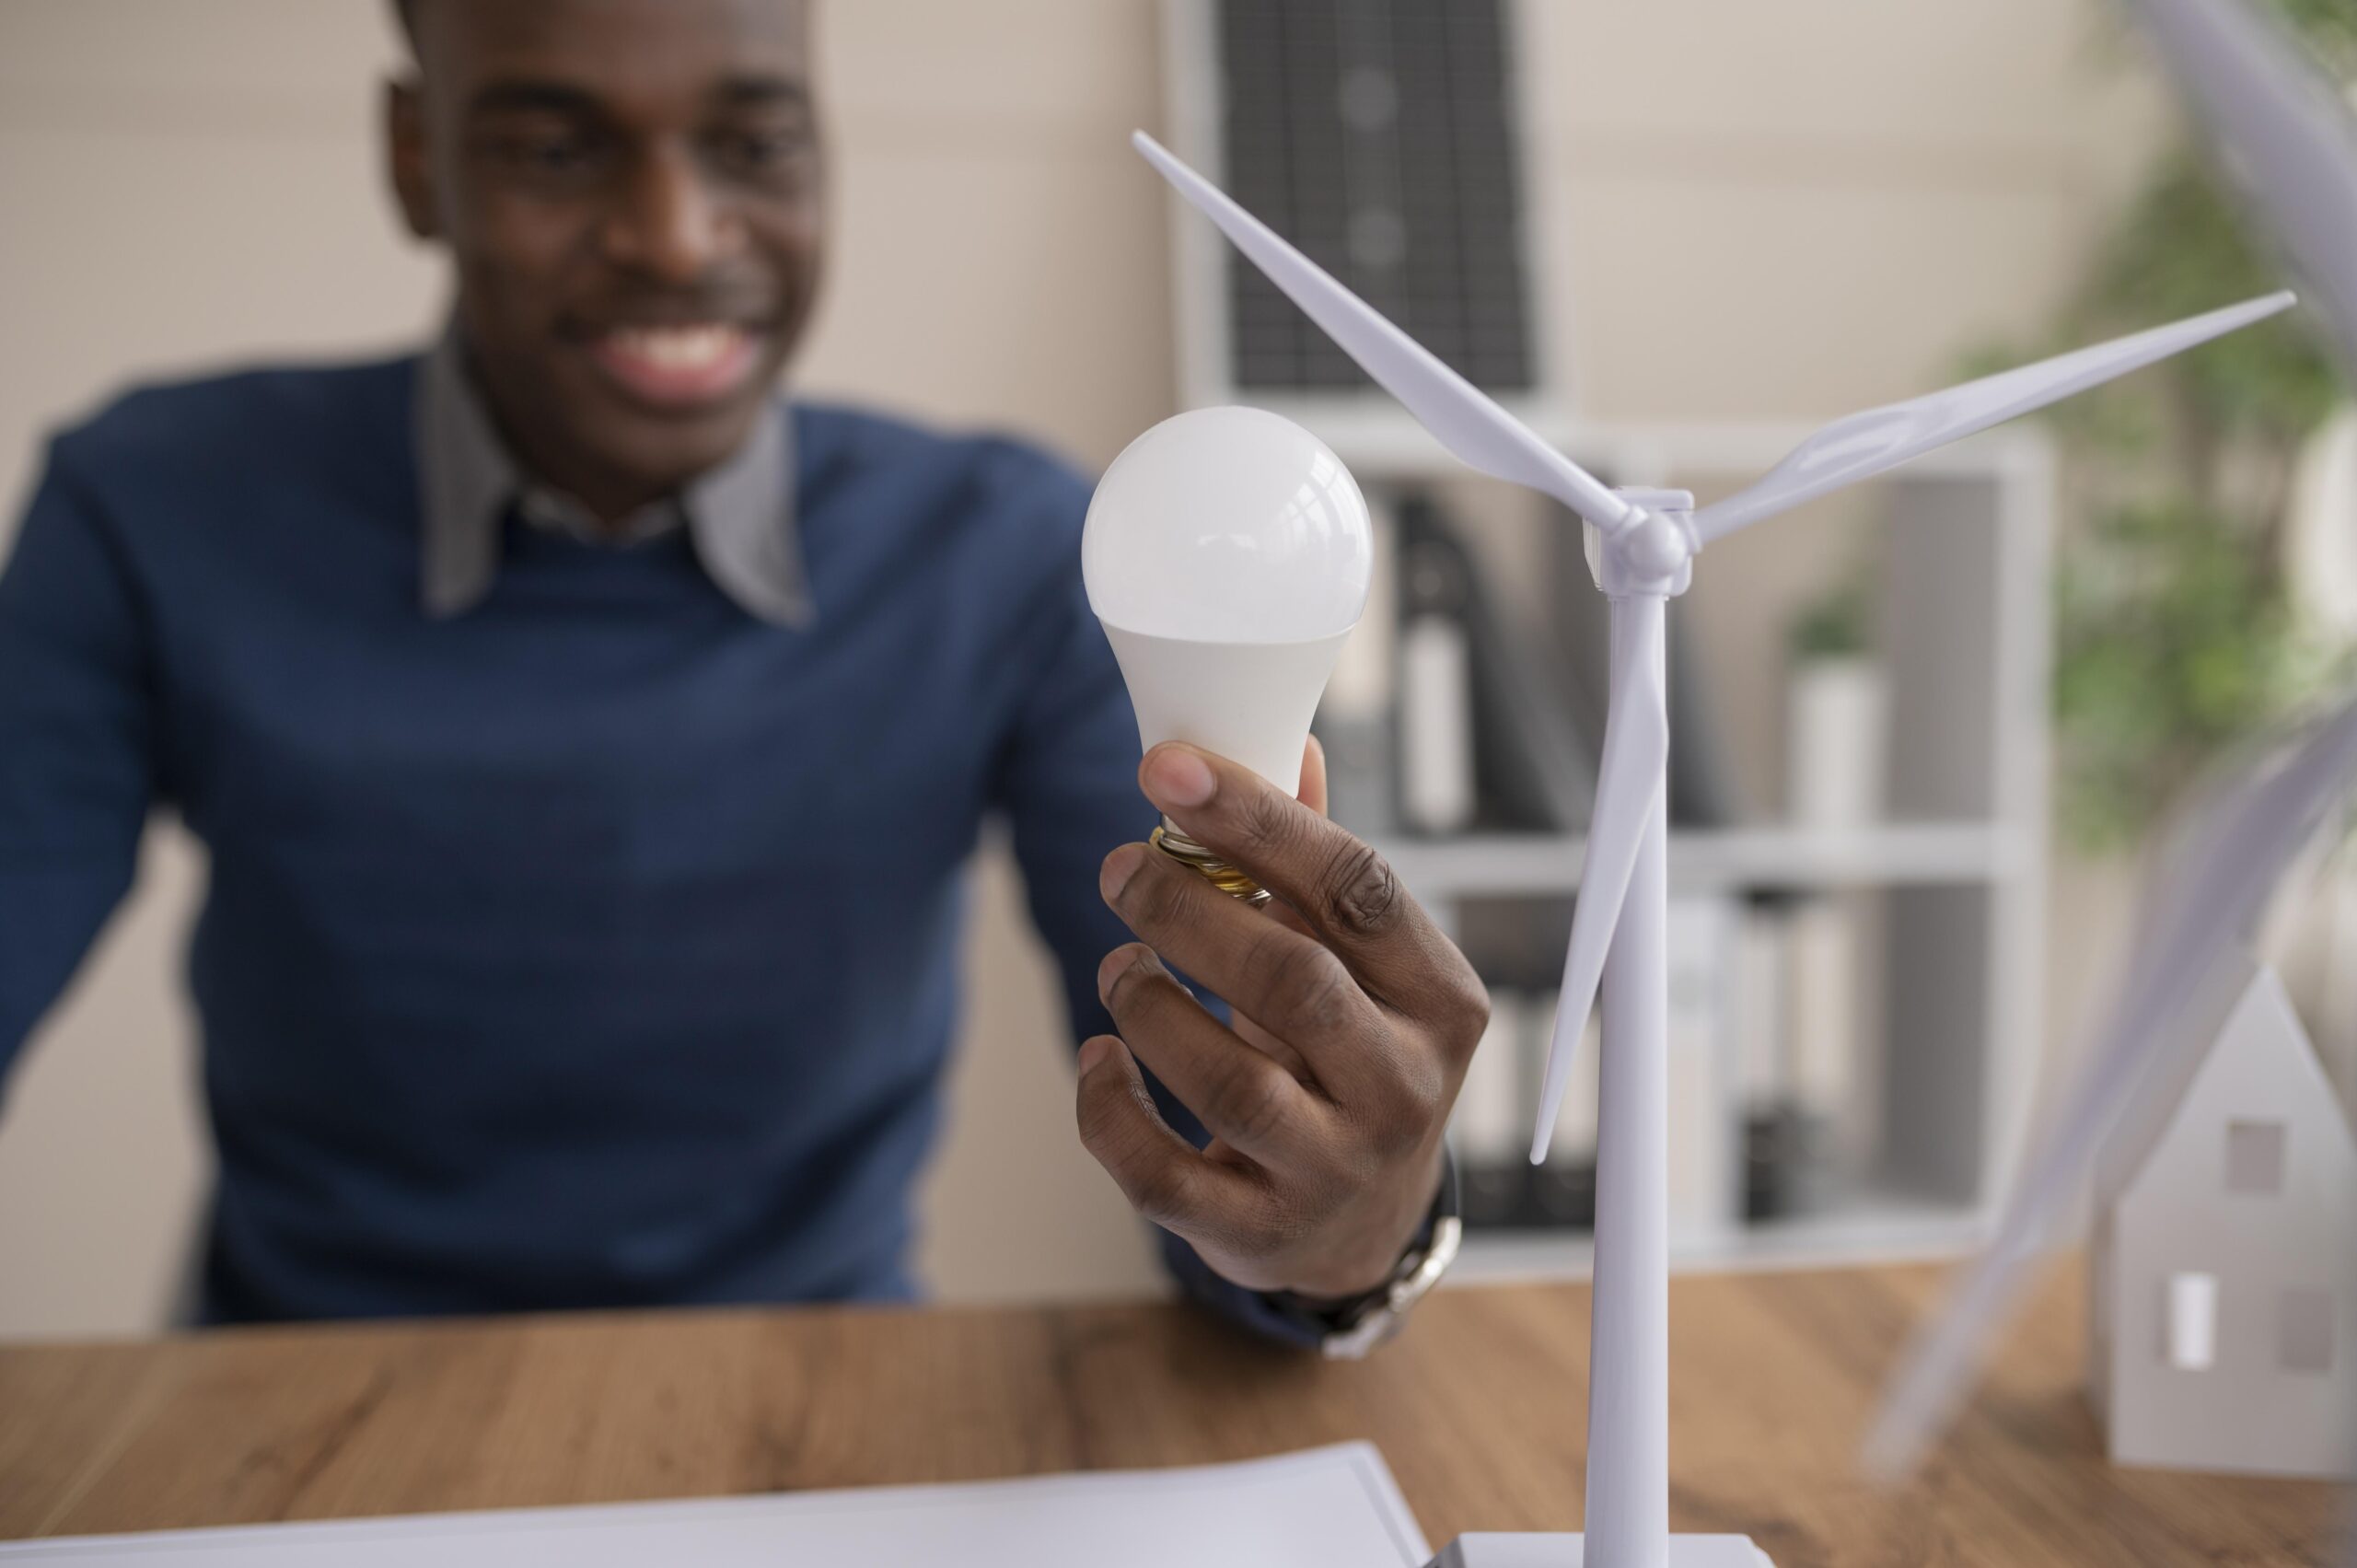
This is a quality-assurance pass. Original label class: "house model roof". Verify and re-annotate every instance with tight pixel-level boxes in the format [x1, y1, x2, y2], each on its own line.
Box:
[2093, 953, 2357, 1206]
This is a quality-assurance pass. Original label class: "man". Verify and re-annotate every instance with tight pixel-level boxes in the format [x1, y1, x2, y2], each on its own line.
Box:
[0, 0, 1485, 1346]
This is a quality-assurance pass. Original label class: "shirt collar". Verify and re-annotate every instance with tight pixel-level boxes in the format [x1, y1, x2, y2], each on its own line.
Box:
[413, 329, 813, 627]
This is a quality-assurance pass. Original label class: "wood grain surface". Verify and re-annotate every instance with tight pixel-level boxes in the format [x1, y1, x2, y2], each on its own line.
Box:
[0, 1261, 2336, 1564]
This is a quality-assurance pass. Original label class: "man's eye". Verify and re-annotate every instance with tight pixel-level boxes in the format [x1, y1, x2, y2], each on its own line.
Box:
[490, 131, 606, 181]
[713, 128, 811, 180]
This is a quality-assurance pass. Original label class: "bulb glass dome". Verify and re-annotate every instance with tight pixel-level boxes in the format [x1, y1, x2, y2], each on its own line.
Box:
[1084, 406, 1373, 644]
[1082, 407, 1375, 798]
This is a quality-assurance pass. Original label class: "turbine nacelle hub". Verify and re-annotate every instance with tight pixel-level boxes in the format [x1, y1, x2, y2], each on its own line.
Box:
[1587, 487, 1699, 600]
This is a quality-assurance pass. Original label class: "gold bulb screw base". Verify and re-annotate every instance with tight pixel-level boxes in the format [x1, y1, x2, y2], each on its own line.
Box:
[1151, 824, 1271, 908]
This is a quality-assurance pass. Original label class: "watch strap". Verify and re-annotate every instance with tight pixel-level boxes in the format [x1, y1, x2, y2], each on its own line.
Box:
[1260, 1146, 1463, 1358]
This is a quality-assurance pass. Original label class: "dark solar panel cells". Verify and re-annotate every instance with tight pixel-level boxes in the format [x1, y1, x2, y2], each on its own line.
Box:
[1216, 0, 1536, 394]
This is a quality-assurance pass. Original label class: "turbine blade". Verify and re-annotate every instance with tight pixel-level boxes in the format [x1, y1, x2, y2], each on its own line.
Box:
[1693, 291, 2296, 542]
[1529, 600, 1670, 1164]
[2128, 0, 2357, 380]
[1132, 131, 1634, 534]
[1864, 691, 2357, 1477]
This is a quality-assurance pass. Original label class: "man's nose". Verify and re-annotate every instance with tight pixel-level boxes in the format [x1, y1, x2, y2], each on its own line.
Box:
[601, 144, 737, 283]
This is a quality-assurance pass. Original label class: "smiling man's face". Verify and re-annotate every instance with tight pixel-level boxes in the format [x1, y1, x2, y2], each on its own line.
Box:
[389, 0, 823, 520]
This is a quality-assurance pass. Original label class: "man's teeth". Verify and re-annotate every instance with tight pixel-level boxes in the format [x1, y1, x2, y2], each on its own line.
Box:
[605, 324, 744, 371]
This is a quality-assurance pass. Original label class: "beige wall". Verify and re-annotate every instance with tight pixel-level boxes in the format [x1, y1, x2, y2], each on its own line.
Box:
[0, 0, 2168, 1338]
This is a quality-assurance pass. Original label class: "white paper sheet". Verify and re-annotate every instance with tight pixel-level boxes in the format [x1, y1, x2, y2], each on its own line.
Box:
[3, 1441, 1431, 1568]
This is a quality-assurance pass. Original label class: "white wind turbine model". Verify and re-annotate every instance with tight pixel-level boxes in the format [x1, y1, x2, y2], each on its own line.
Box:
[1132, 129, 2293, 1568]
[1866, 0, 2357, 1483]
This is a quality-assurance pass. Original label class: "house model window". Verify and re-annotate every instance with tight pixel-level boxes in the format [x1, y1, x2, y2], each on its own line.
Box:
[2225, 1120, 2288, 1193]
[2167, 1272, 2219, 1370]
[2282, 1288, 2335, 1375]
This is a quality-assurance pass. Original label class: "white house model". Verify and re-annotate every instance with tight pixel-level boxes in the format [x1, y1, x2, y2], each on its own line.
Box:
[2088, 958, 2357, 1478]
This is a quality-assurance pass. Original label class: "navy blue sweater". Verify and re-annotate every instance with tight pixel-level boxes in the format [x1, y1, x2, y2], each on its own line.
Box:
[0, 356, 1281, 1331]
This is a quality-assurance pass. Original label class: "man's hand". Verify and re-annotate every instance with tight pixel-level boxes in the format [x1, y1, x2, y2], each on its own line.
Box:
[1076, 738, 1490, 1299]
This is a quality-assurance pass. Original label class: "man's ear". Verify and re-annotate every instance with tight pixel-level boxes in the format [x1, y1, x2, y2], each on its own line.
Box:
[386, 76, 440, 241]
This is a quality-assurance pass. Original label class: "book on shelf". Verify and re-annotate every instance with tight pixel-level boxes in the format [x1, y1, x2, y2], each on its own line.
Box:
[1666, 896, 1740, 1242]
[1451, 895, 1744, 1243]
[1529, 1002, 1599, 1231]
[1398, 492, 1598, 835]
[1318, 499, 1400, 835]
[1736, 893, 1875, 1223]
[1452, 989, 1537, 1230]
[1396, 498, 1480, 835]
[1787, 892, 1877, 1187]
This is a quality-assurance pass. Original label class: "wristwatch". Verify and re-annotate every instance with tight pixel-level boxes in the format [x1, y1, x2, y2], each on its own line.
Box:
[1267, 1148, 1464, 1360]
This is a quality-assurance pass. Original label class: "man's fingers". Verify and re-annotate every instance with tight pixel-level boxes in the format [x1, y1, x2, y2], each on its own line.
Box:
[1096, 943, 1322, 1164]
[1074, 1034, 1264, 1237]
[1143, 742, 1415, 956]
[1102, 841, 1406, 1105]
[1135, 743, 1486, 1041]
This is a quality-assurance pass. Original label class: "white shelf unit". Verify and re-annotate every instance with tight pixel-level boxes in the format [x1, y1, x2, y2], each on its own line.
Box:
[1446, 1192, 1999, 1286]
[1344, 420, 2054, 1282]
[1379, 822, 2030, 900]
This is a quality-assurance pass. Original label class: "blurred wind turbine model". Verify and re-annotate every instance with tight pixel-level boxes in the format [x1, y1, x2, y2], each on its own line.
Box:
[1864, 0, 2357, 1484]
[2120, 0, 2357, 379]
[1864, 692, 2357, 1478]
[1132, 128, 2292, 1568]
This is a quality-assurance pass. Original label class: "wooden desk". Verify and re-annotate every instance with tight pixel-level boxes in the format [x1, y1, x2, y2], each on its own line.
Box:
[0, 1262, 2333, 1565]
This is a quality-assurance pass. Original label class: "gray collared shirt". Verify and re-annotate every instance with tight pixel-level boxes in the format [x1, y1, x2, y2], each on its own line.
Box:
[413, 331, 813, 627]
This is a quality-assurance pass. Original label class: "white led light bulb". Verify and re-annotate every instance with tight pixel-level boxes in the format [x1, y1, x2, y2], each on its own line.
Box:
[1084, 406, 1374, 901]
